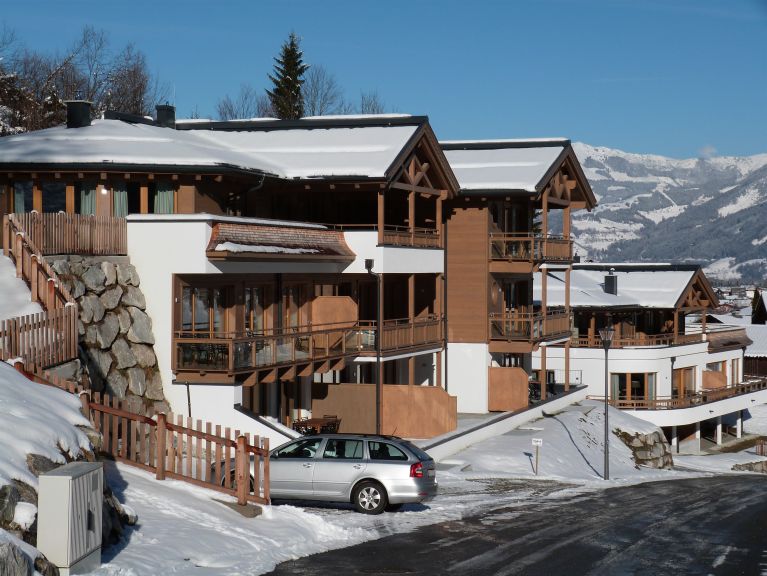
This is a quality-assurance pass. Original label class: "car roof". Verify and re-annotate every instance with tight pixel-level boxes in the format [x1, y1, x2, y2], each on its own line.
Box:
[299, 433, 405, 441]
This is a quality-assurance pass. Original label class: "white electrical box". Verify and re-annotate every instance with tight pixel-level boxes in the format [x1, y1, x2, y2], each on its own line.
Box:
[37, 462, 103, 576]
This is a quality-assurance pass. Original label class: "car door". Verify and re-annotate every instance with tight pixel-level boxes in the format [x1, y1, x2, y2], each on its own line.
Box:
[270, 438, 323, 498]
[312, 438, 366, 499]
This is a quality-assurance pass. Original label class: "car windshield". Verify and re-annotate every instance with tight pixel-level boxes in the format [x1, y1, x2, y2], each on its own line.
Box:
[275, 438, 322, 459]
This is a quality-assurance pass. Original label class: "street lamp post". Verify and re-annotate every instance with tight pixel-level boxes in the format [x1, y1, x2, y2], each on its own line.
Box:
[365, 259, 382, 434]
[598, 318, 614, 480]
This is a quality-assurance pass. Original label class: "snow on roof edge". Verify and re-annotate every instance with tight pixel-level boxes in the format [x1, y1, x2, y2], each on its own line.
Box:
[125, 213, 327, 229]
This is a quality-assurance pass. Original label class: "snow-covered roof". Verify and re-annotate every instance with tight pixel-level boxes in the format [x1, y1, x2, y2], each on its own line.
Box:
[745, 324, 767, 357]
[534, 264, 697, 309]
[0, 116, 424, 180]
[441, 140, 569, 192]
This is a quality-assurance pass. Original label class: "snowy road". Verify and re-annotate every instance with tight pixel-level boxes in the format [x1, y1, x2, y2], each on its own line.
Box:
[268, 476, 767, 576]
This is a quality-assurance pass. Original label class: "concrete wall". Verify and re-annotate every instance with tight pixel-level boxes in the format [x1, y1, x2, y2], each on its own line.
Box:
[447, 342, 489, 413]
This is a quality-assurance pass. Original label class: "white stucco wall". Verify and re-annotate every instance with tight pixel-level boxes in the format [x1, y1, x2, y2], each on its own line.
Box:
[343, 231, 444, 274]
[447, 343, 489, 413]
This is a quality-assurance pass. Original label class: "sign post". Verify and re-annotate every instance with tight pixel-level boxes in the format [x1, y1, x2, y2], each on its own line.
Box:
[532, 438, 543, 475]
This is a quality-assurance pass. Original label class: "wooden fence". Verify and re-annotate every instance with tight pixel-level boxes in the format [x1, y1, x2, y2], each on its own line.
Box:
[1, 214, 79, 367]
[6, 212, 127, 256]
[13, 361, 270, 506]
[0, 307, 78, 367]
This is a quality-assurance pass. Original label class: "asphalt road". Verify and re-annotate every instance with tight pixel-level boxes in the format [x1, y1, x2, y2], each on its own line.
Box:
[268, 476, 767, 576]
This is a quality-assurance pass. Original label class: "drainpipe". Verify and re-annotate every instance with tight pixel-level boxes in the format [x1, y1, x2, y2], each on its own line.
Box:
[365, 259, 382, 435]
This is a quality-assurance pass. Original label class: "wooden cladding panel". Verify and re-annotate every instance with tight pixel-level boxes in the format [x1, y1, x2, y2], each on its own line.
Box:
[445, 204, 489, 342]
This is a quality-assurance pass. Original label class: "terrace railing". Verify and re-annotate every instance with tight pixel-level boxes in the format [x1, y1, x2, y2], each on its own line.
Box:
[7, 212, 127, 256]
[174, 315, 443, 374]
[489, 233, 572, 263]
[589, 378, 767, 410]
[570, 332, 704, 348]
[489, 308, 570, 342]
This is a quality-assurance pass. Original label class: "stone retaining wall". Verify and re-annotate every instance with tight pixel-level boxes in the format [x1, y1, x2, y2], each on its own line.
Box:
[616, 428, 674, 469]
[50, 255, 167, 413]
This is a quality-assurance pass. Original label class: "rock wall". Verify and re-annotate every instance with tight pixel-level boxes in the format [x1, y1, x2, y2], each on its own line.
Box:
[616, 428, 674, 469]
[50, 256, 167, 413]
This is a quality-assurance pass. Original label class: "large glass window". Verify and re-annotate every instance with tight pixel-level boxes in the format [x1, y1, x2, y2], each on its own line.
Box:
[611, 372, 656, 401]
[181, 286, 227, 337]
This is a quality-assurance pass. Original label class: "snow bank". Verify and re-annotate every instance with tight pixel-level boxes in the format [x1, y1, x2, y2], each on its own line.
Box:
[452, 401, 668, 483]
[0, 255, 43, 321]
[0, 361, 91, 488]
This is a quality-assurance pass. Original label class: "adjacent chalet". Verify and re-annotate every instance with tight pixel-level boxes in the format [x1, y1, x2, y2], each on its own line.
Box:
[441, 139, 597, 414]
[533, 263, 766, 451]
[0, 102, 461, 442]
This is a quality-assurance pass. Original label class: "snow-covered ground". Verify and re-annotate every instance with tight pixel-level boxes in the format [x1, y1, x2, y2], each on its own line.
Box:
[3, 365, 767, 576]
[0, 254, 42, 321]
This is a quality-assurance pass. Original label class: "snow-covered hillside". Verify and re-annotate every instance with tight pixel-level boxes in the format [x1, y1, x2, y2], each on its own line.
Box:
[570, 143, 767, 283]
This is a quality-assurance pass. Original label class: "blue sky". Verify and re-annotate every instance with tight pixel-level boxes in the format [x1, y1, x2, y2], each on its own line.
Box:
[2, 0, 766, 157]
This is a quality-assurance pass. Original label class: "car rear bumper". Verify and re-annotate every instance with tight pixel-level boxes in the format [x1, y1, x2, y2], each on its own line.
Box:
[386, 479, 438, 504]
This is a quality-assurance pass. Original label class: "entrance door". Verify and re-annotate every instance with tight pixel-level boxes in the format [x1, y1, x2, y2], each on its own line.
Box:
[673, 367, 695, 398]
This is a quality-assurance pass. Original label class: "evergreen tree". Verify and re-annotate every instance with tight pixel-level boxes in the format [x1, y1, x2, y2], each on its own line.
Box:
[266, 33, 309, 120]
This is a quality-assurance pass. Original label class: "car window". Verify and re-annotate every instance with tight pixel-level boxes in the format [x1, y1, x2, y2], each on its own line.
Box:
[322, 439, 363, 460]
[275, 438, 322, 459]
[368, 441, 408, 461]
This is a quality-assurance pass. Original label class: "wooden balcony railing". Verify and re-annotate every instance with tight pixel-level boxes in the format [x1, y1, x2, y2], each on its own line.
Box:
[7, 212, 127, 256]
[382, 225, 441, 249]
[489, 234, 572, 263]
[489, 308, 570, 342]
[590, 378, 767, 410]
[173, 315, 443, 374]
[571, 332, 704, 348]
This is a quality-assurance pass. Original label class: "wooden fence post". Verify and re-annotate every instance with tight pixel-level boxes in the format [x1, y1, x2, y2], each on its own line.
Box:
[47, 279, 56, 310]
[156, 413, 167, 481]
[235, 435, 247, 506]
[79, 391, 91, 421]
[263, 437, 270, 504]
[15, 233, 22, 278]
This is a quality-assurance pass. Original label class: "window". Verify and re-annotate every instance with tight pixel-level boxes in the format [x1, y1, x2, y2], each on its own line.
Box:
[323, 439, 363, 460]
[368, 441, 407, 461]
[245, 286, 268, 334]
[42, 182, 66, 213]
[181, 286, 227, 337]
[75, 181, 97, 215]
[13, 182, 32, 213]
[611, 372, 657, 401]
[731, 358, 740, 385]
[706, 361, 725, 373]
[275, 438, 322, 459]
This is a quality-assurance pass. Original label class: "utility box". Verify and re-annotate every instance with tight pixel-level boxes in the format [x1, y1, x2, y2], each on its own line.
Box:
[37, 462, 103, 575]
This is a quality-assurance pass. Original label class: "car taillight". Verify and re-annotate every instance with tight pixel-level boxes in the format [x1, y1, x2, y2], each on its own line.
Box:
[410, 462, 424, 478]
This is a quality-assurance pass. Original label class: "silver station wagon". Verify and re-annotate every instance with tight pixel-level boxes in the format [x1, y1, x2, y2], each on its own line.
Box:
[268, 434, 438, 514]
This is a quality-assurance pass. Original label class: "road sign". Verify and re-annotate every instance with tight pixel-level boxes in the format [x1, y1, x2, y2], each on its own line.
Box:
[532, 438, 543, 447]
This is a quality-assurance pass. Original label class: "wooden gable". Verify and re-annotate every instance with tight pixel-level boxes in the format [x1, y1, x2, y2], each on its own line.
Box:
[536, 147, 597, 210]
[676, 269, 719, 311]
[387, 124, 459, 199]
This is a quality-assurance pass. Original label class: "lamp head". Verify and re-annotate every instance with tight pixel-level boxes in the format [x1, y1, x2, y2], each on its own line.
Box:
[365, 259, 374, 273]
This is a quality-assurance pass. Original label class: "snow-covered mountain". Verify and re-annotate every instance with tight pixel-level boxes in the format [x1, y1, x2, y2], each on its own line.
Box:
[570, 143, 767, 284]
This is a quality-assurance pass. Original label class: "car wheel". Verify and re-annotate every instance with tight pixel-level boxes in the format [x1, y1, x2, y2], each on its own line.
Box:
[353, 481, 387, 514]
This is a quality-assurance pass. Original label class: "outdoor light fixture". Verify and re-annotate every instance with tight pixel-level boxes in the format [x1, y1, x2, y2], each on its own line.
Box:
[365, 259, 382, 434]
[598, 315, 615, 481]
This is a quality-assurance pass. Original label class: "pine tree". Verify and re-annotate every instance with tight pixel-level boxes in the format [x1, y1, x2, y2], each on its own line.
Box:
[266, 32, 309, 120]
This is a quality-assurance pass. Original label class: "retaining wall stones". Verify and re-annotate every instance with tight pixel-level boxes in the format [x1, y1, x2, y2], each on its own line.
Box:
[50, 256, 167, 412]
[616, 428, 674, 469]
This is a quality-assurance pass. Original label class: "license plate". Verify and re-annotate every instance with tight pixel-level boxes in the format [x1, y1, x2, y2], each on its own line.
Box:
[427, 469, 435, 478]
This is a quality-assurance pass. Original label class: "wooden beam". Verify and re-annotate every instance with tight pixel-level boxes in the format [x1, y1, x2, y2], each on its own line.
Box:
[390, 182, 442, 195]
[377, 190, 385, 245]
[32, 180, 42, 212]
[140, 184, 149, 214]
[65, 184, 75, 213]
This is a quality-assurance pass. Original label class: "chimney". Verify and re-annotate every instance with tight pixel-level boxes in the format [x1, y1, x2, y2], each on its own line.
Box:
[65, 100, 92, 128]
[155, 103, 176, 128]
[604, 268, 617, 295]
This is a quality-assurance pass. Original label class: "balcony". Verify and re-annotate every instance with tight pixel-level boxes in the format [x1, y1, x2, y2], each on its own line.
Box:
[173, 315, 443, 376]
[570, 332, 703, 348]
[488, 234, 571, 273]
[489, 308, 571, 352]
[381, 225, 441, 249]
[590, 378, 767, 410]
